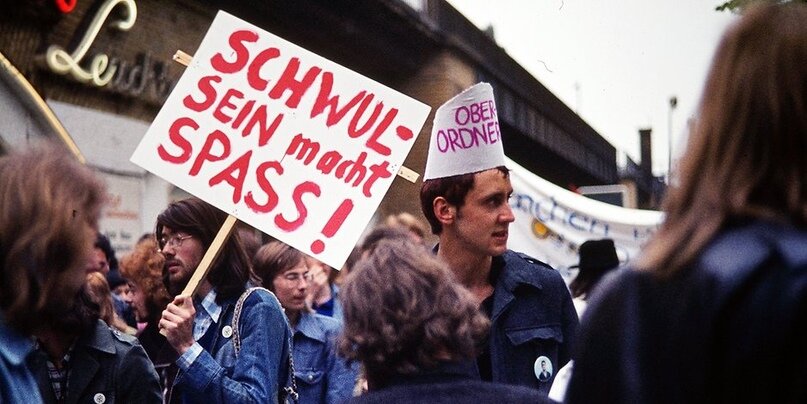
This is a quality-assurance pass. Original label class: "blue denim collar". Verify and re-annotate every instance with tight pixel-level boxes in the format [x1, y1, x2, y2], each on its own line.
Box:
[378, 360, 478, 389]
[295, 312, 328, 343]
[498, 251, 545, 293]
[193, 289, 222, 341]
[0, 318, 35, 366]
[82, 320, 118, 354]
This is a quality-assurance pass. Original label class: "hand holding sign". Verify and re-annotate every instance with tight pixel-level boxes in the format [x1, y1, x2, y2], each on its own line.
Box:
[159, 295, 196, 354]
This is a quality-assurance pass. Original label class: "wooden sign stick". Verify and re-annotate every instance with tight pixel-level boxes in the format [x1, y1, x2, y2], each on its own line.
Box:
[159, 214, 237, 336]
[179, 213, 238, 297]
[158, 51, 240, 335]
[169, 50, 241, 298]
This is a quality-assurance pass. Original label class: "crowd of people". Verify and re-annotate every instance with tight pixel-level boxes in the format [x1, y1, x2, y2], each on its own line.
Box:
[2, 3, 806, 403]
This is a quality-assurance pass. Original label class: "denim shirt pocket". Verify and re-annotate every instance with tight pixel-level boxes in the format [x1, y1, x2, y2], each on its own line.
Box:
[295, 368, 324, 385]
[505, 325, 564, 346]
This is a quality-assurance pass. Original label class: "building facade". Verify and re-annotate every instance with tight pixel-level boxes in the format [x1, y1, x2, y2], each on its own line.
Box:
[1, 0, 619, 253]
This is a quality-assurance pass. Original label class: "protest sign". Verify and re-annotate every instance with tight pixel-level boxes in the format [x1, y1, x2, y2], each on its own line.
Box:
[131, 11, 431, 269]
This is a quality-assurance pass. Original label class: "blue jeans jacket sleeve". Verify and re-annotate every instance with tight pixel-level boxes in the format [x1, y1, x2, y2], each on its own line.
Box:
[179, 291, 291, 403]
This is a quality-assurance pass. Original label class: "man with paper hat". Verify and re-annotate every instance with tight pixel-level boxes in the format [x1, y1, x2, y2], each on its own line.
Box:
[419, 82, 578, 395]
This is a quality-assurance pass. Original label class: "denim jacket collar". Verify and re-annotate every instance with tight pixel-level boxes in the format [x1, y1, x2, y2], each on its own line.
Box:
[82, 320, 118, 355]
[379, 360, 478, 389]
[0, 318, 34, 366]
[491, 251, 545, 322]
[295, 312, 328, 343]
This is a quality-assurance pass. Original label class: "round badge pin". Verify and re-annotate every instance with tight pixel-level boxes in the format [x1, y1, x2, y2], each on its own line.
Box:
[534, 356, 553, 382]
[93, 393, 106, 404]
[222, 325, 233, 338]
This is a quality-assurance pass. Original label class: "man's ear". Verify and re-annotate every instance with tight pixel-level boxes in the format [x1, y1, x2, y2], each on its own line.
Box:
[433, 197, 456, 226]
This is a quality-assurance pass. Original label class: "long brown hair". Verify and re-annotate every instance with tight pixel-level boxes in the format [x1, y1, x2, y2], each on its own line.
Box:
[85, 271, 131, 333]
[0, 143, 105, 334]
[156, 197, 258, 301]
[638, 3, 807, 276]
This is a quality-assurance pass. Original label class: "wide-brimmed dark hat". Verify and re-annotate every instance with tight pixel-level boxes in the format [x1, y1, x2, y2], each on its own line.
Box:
[573, 239, 619, 273]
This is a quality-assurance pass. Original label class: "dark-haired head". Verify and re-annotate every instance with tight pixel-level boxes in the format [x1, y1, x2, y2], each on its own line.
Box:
[156, 197, 257, 301]
[420, 166, 509, 235]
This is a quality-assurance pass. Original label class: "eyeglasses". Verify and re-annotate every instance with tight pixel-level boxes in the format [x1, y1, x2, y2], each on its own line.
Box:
[159, 233, 194, 251]
[281, 271, 313, 283]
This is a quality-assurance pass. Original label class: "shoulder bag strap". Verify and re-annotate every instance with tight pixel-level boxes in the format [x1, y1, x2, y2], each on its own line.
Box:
[232, 287, 299, 404]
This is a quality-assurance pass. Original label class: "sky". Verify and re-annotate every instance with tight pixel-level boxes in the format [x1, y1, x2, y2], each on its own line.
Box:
[445, 0, 738, 176]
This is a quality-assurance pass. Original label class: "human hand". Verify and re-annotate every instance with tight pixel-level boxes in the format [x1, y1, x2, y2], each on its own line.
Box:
[159, 295, 196, 354]
[308, 265, 329, 289]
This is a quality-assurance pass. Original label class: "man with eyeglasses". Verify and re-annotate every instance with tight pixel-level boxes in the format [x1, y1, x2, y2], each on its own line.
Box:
[253, 240, 358, 403]
[155, 197, 293, 403]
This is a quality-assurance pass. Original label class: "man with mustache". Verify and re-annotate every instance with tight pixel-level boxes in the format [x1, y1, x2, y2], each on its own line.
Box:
[156, 197, 293, 403]
[419, 83, 578, 395]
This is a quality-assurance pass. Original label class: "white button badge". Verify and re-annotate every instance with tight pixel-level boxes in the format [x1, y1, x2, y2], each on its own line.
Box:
[534, 356, 554, 382]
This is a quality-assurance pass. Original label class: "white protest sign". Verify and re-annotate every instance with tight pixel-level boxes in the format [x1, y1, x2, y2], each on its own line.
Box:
[131, 11, 431, 269]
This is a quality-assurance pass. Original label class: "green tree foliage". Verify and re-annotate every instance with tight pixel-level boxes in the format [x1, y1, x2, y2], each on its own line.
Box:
[717, 0, 807, 12]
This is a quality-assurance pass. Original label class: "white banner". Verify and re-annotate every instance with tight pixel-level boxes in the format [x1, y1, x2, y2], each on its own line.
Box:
[131, 11, 430, 269]
[506, 157, 664, 276]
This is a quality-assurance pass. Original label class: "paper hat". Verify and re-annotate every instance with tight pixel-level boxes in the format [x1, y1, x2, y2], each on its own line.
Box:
[423, 82, 505, 180]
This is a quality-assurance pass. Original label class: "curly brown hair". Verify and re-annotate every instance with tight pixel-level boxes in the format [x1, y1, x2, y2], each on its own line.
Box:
[338, 240, 489, 385]
[119, 237, 171, 324]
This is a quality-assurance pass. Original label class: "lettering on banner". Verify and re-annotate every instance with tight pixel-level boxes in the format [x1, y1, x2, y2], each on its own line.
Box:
[155, 29, 418, 254]
[512, 193, 611, 237]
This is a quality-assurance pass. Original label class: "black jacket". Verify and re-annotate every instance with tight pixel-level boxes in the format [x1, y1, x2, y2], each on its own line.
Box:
[28, 320, 162, 404]
[347, 361, 554, 404]
[485, 251, 578, 394]
[566, 220, 807, 404]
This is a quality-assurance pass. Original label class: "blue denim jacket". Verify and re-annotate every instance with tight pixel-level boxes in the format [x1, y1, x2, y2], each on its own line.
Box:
[170, 288, 292, 403]
[1, 319, 43, 403]
[293, 312, 357, 403]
